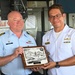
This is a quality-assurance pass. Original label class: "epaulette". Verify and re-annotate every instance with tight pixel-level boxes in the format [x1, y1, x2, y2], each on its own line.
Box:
[0, 32, 5, 36]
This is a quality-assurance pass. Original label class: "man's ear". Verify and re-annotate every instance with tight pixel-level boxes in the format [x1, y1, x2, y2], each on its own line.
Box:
[63, 13, 66, 18]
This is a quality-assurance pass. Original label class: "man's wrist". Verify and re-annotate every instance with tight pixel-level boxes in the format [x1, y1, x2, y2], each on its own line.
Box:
[55, 62, 60, 68]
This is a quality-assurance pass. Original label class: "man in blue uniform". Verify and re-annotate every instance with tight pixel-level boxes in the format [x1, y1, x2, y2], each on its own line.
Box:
[42, 4, 75, 75]
[0, 11, 36, 75]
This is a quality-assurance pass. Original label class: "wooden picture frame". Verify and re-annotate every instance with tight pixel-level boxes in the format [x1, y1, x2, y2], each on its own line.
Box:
[21, 46, 48, 68]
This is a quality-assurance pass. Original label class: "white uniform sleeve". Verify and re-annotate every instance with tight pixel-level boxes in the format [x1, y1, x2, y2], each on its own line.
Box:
[71, 32, 75, 55]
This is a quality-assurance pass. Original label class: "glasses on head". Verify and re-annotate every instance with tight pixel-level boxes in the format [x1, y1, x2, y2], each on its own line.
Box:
[49, 14, 62, 20]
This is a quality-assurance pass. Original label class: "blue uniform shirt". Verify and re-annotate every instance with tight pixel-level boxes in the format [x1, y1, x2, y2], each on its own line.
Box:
[0, 29, 36, 75]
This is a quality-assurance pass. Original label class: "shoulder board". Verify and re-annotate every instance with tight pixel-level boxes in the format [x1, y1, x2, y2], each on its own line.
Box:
[0, 32, 5, 36]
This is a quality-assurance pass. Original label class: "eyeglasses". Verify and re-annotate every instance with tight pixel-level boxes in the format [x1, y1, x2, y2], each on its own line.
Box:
[49, 14, 62, 20]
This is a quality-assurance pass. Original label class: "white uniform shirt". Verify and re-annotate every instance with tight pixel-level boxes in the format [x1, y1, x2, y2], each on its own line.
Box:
[42, 25, 75, 75]
[0, 29, 36, 75]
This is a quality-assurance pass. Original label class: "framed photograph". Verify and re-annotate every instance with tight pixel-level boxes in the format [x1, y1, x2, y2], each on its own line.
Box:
[21, 46, 48, 68]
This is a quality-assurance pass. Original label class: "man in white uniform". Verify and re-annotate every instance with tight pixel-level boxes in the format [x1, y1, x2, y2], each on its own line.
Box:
[42, 4, 75, 75]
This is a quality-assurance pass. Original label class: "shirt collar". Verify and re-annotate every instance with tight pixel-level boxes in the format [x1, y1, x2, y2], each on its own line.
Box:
[9, 29, 15, 37]
[8, 29, 28, 37]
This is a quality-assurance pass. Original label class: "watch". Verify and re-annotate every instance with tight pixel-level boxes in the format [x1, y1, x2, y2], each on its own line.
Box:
[55, 62, 60, 68]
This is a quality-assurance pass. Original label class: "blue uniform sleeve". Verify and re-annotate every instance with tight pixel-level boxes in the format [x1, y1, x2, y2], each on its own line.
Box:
[0, 37, 4, 57]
